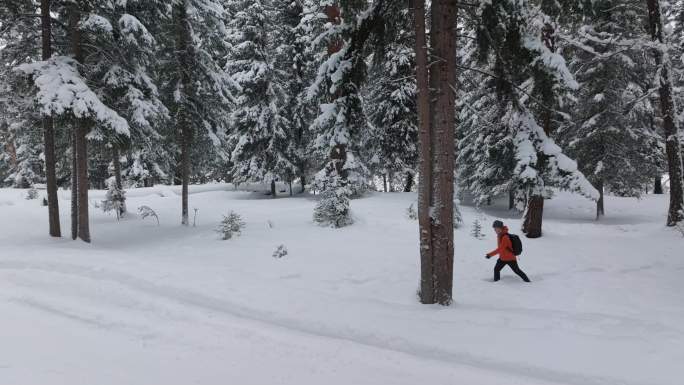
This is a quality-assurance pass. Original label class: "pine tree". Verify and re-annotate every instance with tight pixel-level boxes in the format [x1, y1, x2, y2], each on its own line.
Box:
[559, 0, 661, 219]
[366, 6, 418, 192]
[227, 0, 294, 195]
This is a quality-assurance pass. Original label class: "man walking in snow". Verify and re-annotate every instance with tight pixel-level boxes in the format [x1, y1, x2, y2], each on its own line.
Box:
[486, 220, 531, 282]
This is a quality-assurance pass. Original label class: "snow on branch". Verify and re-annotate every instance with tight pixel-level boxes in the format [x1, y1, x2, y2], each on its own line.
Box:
[15, 56, 130, 136]
[513, 109, 600, 201]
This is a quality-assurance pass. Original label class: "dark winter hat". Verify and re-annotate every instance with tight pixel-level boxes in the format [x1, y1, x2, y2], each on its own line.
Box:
[492, 220, 504, 229]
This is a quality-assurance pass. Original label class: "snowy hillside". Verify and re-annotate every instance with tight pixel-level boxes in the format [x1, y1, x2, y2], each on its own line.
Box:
[0, 187, 681, 385]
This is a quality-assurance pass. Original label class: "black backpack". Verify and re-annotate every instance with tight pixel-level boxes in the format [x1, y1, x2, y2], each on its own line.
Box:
[507, 234, 523, 256]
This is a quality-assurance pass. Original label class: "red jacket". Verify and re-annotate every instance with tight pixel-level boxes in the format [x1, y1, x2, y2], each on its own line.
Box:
[487, 226, 516, 261]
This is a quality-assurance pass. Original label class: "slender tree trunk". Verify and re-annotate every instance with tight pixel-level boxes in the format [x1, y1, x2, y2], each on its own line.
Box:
[647, 0, 684, 226]
[300, 174, 306, 194]
[413, 0, 434, 304]
[69, 2, 90, 242]
[112, 146, 126, 216]
[388, 171, 394, 192]
[509, 189, 515, 210]
[41, 0, 60, 237]
[382, 174, 388, 192]
[404, 171, 414, 192]
[596, 180, 605, 219]
[654, 175, 663, 194]
[289, 180, 293, 196]
[174, 1, 194, 226]
[71, 129, 78, 240]
[112, 147, 123, 190]
[271, 179, 277, 198]
[428, 0, 457, 305]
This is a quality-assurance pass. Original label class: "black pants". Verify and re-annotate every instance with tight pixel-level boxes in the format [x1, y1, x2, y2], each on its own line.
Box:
[494, 259, 530, 282]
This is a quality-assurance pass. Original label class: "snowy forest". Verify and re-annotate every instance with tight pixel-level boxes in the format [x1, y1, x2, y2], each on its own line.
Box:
[0, 0, 683, 384]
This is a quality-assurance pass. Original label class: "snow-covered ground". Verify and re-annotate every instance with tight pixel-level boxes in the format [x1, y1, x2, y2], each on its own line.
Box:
[0, 185, 681, 385]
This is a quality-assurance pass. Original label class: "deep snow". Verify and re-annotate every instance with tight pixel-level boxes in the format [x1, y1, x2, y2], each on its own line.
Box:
[0, 185, 681, 385]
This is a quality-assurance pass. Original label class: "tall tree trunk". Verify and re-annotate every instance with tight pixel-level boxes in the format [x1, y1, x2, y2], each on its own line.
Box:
[382, 173, 388, 192]
[300, 174, 306, 194]
[428, 0, 457, 305]
[523, 23, 558, 238]
[70, 128, 78, 240]
[654, 175, 663, 194]
[509, 189, 515, 210]
[324, 3, 349, 190]
[388, 171, 394, 192]
[41, 0, 60, 238]
[596, 180, 605, 219]
[647, 0, 684, 226]
[69, 2, 89, 242]
[413, 0, 435, 304]
[271, 179, 277, 198]
[174, 1, 193, 226]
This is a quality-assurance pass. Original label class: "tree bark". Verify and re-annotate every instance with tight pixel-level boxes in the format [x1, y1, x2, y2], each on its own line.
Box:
[41, 0, 60, 238]
[654, 175, 663, 194]
[271, 179, 277, 198]
[174, 1, 193, 226]
[523, 195, 544, 238]
[509, 189, 515, 210]
[382, 173, 387, 192]
[428, 0, 457, 305]
[112, 147, 123, 190]
[647, 0, 684, 226]
[404, 171, 414, 192]
[69, 2, 90, 242]
[413, 0, 434, 304]
[300, 174, 306, 194]
[70, 127, 78, 240]
[596, 180, 605, 219]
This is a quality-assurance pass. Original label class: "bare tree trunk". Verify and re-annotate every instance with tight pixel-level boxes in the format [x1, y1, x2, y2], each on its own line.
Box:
[647, 0, 684, 226]
[428, 0, 457, 305]
[112, 147, 123, 190]
[509, 189, 515, 210]
[654, 176, 663, 194]
[413, 0, 434, 304]
[596, 180, 605, 219]
[69, 2, 90, 242]
[271, 179, 277, 198]
[300, 174, 306, 194]
[70, 128, 78, 240]
[174, 1, 193, 226]
[289, 180, 293, 196]
[41, 0, 60, 238]
[112, 146, 126, 216]
[523, 196, 544, 238]
[404, 171, 414, 192]
[382, 173, 388, 192]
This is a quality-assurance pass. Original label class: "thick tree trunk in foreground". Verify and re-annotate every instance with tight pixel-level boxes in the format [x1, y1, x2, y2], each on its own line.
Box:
[174, 1, 194, 226]
[647, 0, 684, 226]
[69, 2, 90, 242]
[413, 0, 434, 304]
[41, 0, 60, 238]
[415, 0, 457, 305]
